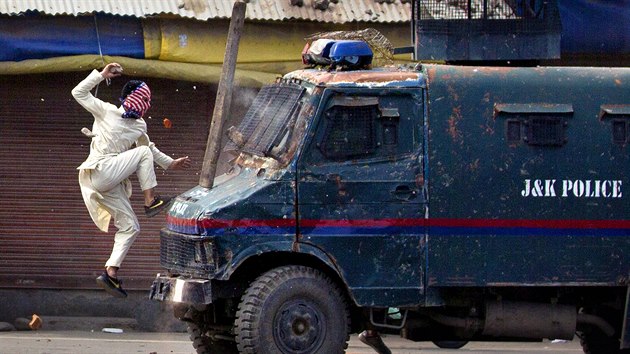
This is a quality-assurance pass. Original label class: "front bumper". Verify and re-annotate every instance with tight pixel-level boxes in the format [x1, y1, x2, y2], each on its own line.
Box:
[149, 274, 213, 305]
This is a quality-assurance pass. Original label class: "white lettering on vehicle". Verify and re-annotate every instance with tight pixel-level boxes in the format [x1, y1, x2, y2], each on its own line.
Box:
[521, 179, 622, 198]
[171, 201, 189, 215]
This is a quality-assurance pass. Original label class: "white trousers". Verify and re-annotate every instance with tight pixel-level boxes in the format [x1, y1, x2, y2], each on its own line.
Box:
[90, 146, 157, 268]
[91, 145, 157, 193]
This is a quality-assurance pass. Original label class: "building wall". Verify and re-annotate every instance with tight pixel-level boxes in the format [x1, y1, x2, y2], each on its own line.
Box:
[0, 71, 257, 292]
[145, 18, 412, 66]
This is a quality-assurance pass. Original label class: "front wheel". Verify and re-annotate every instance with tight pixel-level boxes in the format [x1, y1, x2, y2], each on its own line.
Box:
[432, 340, 469, 349]
[235, 265, 350, 354]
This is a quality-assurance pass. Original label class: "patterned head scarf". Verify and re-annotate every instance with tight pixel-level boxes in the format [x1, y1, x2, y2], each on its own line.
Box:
[121, 81, 151, 119]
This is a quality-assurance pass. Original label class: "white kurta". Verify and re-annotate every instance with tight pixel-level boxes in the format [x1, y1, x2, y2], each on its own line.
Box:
[73, 70, 174, 267]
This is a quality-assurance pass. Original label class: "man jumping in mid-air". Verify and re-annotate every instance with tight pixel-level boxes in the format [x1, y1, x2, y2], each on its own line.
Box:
[72, 62, 191, 298]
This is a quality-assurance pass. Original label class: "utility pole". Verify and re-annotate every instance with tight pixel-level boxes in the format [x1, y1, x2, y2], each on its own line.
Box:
[199, 1, 246, 188]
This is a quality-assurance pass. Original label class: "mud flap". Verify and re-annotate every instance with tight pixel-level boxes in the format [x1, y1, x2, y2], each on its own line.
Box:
[622, 285, 630, 349]
[149, 274, 213, 305]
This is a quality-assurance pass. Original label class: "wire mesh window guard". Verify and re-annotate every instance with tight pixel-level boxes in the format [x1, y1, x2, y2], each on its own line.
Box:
[525, 116, 566, 146]
[417, 0, 545, 20]
[413, 0, 561, 60]
[225, 83, 305, 157]
[320, 105, 379, 159]
[502, 116, 568, 147]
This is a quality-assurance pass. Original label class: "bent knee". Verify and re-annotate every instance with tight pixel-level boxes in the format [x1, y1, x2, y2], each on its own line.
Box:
[114, 217, 140, 235]
[137, 145, 151, 156]
[137, 145, 154, 163]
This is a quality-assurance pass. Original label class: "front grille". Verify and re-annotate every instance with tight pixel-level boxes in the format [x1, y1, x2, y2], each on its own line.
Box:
[159, 228, 215, 277]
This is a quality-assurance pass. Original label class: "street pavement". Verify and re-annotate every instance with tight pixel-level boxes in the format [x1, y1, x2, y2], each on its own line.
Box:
[0, 330, 583, 354]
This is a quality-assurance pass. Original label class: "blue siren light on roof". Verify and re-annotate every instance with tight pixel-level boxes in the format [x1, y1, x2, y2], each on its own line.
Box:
[329, 40, 373, 68]
[302, 39, 373, 70]
[329, 40, 372, 60]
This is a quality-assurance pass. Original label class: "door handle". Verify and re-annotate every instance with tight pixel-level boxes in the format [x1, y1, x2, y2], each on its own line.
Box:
[393, 185, 416, 201]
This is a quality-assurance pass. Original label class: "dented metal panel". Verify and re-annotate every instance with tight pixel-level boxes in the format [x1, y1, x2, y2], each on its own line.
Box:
[423, 64, 630, 286]
[294, 79, 427, 306]
[164, 168, 297, 279]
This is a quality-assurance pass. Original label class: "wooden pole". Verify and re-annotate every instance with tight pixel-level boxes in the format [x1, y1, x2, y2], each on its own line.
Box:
[199, 1, 246, 188]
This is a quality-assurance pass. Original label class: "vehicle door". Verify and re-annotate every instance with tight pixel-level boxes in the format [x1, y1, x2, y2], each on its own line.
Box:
[296, 86, 426, 306]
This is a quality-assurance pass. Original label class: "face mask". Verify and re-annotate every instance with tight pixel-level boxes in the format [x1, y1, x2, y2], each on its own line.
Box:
[122, 83, 151, 119]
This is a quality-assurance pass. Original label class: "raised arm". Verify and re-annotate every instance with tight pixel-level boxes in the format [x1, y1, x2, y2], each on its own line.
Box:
[71, 63, 123, 118]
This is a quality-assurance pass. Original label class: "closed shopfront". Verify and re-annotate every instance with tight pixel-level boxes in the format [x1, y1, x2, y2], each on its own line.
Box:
[0, 71, 221, 290]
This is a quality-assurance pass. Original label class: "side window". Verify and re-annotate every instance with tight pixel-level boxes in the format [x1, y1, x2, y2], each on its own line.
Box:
[320, 104, 379, 159]
[495, 103, 573, 147]
[312, 93, 419, 163]
[600, 105, 630, 145]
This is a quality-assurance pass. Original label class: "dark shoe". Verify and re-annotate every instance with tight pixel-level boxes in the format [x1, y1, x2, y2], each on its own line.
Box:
[144, 195, 172, 218]
[96, 273, 128, 298]
[358, 331, 392, 354]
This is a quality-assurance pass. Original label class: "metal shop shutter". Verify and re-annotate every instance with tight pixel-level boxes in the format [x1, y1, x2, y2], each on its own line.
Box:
[0, 72, 214, 290]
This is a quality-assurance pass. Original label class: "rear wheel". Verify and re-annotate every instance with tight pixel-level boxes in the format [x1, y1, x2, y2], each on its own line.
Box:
[235, 265, 350, 354]
[579, 330, 629, 354]
[578, 305, 629, 354]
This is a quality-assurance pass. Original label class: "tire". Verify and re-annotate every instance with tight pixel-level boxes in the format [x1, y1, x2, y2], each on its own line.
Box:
[579, 329, 630, 354]
[432, 340, 469, 349]
[579, 305, 630, 354]
[187, 322, 239, 354]
[235, 265, 350, 354]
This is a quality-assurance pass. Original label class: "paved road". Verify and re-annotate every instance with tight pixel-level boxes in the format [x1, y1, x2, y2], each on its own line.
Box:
[0, 331, 583, 354]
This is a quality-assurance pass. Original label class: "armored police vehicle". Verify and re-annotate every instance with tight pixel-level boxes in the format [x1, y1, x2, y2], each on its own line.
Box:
[150, 39, 630, 354]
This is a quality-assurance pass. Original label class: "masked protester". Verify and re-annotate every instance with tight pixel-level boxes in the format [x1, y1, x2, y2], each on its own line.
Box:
[72, 63, 191, 298]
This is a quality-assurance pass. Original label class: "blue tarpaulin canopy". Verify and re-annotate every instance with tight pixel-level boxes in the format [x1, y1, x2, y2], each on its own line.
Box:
[558, 0, 630, 54]
[0, 13, 144, 61]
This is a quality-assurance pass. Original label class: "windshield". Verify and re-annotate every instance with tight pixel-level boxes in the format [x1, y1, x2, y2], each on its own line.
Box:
[224, 81, 317, 168]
